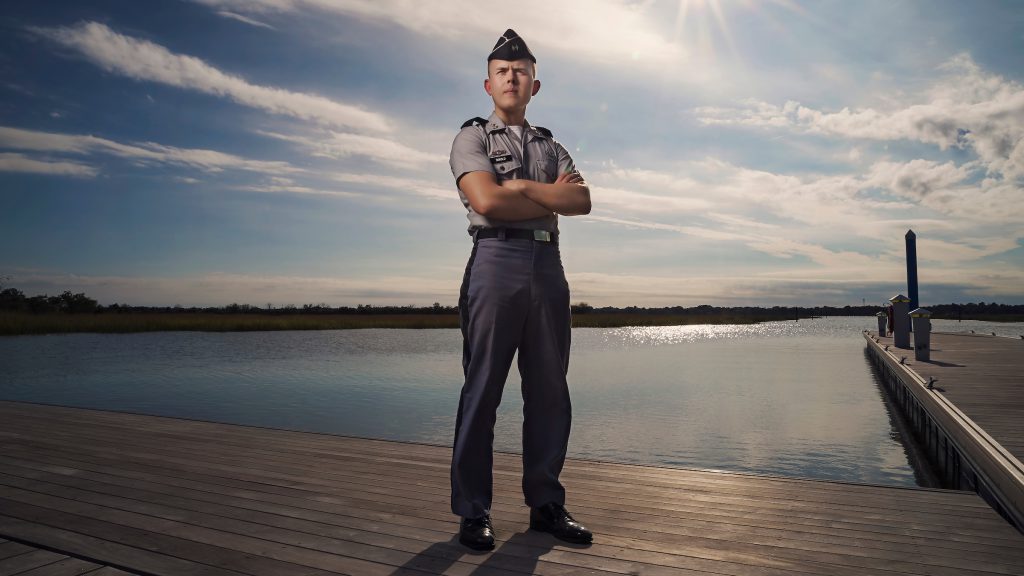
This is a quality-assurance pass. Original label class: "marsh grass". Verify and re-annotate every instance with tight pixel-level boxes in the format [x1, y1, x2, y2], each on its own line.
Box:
[0, 311, 771, 335]
[0, 313, 458, 335]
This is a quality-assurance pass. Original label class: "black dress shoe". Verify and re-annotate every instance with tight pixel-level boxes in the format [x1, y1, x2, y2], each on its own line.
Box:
[529, 502, 592, 544]
[459, 515, 495, 551]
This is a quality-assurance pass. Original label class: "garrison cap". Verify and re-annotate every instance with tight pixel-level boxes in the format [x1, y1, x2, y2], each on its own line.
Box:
[488, 28, 536, 63]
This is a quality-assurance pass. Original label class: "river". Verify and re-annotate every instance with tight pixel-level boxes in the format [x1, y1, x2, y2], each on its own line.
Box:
[3, 316, 1021, 486]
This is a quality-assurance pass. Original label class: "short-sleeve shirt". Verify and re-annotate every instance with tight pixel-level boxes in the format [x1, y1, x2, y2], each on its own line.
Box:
[450, 111, 580, 234]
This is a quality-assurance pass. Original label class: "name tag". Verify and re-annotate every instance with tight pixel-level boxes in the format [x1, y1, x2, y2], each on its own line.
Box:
[489, 154, 512, 164]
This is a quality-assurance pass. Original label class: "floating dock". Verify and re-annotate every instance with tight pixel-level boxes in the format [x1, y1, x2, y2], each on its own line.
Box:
[1, 401, 1022, 575]
[865, 330, 1024, 532]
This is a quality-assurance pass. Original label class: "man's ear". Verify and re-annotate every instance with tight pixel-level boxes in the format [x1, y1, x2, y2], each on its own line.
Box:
[531, 79, 541, 96]
[484, 78, 493, 96]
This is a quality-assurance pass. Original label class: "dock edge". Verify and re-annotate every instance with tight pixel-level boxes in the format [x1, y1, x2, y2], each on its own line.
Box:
[863, 331, 1024, 532]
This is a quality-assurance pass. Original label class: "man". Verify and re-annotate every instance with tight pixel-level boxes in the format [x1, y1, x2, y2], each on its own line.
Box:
[448, 29, 593, 551]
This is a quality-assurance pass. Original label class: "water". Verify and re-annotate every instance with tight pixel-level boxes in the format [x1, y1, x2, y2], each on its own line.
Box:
[2, 317, 1021, 486]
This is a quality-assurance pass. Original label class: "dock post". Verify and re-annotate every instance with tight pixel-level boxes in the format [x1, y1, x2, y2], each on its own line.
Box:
[876, 311, 887, 336]
[906, 230, 919, 312]
[891, 294, 911, 349]
[910, 308, 932, 361]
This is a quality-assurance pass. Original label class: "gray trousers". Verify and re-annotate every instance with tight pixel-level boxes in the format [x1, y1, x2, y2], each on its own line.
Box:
[451, 237, 572, 519]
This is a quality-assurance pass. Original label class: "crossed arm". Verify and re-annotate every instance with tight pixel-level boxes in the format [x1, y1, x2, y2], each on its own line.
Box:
[458, 171, 591, 221]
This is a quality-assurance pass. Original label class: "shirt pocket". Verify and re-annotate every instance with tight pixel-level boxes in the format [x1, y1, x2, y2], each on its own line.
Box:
[535, 157, 559, 183]
[491, 156, 521, 181]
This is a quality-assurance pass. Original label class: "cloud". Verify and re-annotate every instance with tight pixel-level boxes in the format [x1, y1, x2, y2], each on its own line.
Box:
[583, 214, 750, 242]
[0, 125, 455, 202]
[326, 172, 454, 201]
[190, 0, 686, 69]
[585, 212, 891, 274]
[866, 159, 976, 200]
[216, 10, 275, 29]
[909, 236, 1021, 265]
[693, 54, 1024, 182]
[864, 159, 1022, 224]
[231, 181, 362, 198]
[564, 271, 907, 306]
[588, 185, 711, 214]
[0, 153, 97, 177]
[33, 21, 389, 132]
[9, 255, 1021, 308]
[598, 151, 1018, 237]
[4, 269, 458, 307]
[577, 153, 1022, 299]
[0, 125, 299, 175]
[259, 130, 446, 169]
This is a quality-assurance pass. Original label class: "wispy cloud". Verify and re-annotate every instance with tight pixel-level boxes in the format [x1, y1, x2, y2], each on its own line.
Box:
[4, 269, 457, 307]
[589, 185, 712, 214]
[0, 125, 299, 175]
[32, 21, 389, 132]
[191, 0, 686, 68]
[216, 10, 275, 29]
[0, 125, 457, 202]
[259, 129, 446, 169]
[0, 152, 97, 177]
[580, 151, 1022, 295]
[9, 253, 1020, 308]
[583, 214, 750, 242]
[326, 172, 454, 201]
[694, 54, 1024, 182]
[231, 176, 362, 198]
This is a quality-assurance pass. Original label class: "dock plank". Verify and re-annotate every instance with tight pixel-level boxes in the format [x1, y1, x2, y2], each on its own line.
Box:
[867, 331, 1024, 528]
[3, 426, 1013, 544]
[16, 557, 110, 576]
[0, 538, 128, 576]
[1, 401, 1022, 576]
[878, 332, 1024, 464]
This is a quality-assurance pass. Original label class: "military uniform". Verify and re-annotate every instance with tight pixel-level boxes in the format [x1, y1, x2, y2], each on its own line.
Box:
[449, 29, 592, 550]
[448, 44, 585, 525]
[449, 111, 580, 520]
[450, 112, 577, 235]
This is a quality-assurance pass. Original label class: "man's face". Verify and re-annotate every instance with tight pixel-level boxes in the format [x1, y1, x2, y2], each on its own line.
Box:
[485, 58, 540, 112]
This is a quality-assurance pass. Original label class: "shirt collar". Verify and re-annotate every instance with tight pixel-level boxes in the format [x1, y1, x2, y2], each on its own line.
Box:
[486, 112, 548, 141]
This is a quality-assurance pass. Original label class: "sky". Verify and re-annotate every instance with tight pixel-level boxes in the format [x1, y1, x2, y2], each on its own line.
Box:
[1, 0, 1022, 308]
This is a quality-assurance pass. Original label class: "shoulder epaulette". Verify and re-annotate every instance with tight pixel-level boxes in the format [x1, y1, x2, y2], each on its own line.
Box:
[533, 126, 552, 138]
[461, 117, 488, 129]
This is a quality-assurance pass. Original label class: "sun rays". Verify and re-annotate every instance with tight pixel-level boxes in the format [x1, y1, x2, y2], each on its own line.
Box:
[671, 0, 810, 63]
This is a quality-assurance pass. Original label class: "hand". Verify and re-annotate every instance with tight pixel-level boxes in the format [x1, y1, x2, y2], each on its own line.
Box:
[556, 171, 585, 185]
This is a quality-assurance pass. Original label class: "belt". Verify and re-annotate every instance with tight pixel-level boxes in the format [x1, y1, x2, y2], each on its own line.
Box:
[474, 228, 557, 243]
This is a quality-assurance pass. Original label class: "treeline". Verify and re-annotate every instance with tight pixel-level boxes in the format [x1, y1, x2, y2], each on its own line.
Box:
[928, 302, 1024, 321]
[569, 303, 886, 319]
[0, 288, 100, 314]
[0, 288, 458, 316]
[2, 283, 1022, 319]
[573, 302, 1023, 320]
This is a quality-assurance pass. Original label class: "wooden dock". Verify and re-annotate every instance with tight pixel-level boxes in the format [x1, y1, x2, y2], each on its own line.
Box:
[879, 332, 1024, 460]
[1, 400, 1023, 576]
[864, 331, 1024, 531]
[0, 538, 129, 575]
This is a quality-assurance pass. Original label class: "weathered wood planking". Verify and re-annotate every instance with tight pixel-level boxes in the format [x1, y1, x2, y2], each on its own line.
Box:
[890, 332, 1024, 459]
[868, 330, 1024, 526]
[0, 401, 1022, 576]
[0, 538, 133, 575]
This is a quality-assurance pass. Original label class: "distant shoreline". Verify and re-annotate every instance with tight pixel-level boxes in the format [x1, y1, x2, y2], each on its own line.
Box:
[1, 311, 1021, 336]
[0, 312, 763, 335]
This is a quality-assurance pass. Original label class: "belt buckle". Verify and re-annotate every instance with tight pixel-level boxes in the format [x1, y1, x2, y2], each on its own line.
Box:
[533, 230, 551, 242]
